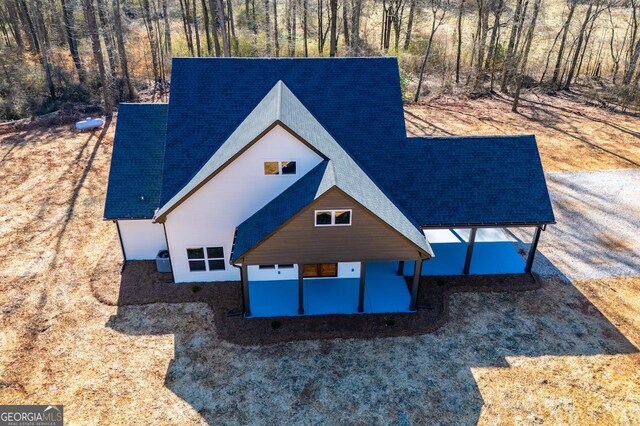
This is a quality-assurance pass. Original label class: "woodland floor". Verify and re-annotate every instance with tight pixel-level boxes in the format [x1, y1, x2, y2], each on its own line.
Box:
[0, 93, 639, 425]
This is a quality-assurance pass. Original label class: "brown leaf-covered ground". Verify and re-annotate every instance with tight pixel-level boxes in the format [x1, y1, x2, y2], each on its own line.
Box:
[0, 95, 639, 424]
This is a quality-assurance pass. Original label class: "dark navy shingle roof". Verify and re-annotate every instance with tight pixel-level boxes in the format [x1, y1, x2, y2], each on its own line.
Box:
[383, 135, 555, 227]
[104, 103, 168, 219]
[161, 57, 407, 206]
[105, 58, 555, 230]
[232, 161, 330, 261]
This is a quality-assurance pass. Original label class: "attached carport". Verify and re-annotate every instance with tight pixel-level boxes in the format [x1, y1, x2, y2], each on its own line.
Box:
[400, 226, 545, 276]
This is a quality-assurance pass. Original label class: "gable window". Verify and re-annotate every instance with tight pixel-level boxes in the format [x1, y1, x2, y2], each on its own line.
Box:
[264, 161, 297, 175]
[315, 209, 352, 226]
[187, 246, 225, 271]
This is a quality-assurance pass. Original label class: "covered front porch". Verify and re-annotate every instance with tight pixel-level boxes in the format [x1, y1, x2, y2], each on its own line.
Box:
[245, 261, 416, 318]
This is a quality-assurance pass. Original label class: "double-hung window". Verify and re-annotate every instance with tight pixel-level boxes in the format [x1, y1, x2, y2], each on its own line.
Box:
[187, 246, 225, 272]
[264, 161, 297, 175]
[314, 209, 352, 226]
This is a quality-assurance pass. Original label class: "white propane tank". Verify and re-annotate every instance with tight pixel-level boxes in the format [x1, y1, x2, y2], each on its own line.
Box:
[75, 117, 104, 131]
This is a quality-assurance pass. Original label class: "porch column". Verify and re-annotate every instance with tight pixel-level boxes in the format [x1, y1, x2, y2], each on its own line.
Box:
[241, 264, 251, 317]
[397, 261, 404, 276]
[409, 258, 423, 311]
[463, 227, 477, 275]
[358, 262, 366, 312]
[525, 226, 543, 273]
[298, 264, 304, 315]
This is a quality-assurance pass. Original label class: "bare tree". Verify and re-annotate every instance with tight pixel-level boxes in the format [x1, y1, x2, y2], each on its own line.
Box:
[264, 0, 271, 54]
[350, 0, 362, 53]
[551, 0, 577, 87]
[112, 0, 135, 99]
[512, 0, 541, 112]
[81, 0, 112, 112]
[29, 0, 54, 98]
[217, 0, 229, 55]
[60, 0, 85, 82]
[564, 2, 595, 90]
[273, 0, 279, 55]
[329, 0, 337, 55]
[455, 0, 466, 83]
[404, 0, 417, 50]
[609, 6, 630, 84]
[414, 0, 449, 102]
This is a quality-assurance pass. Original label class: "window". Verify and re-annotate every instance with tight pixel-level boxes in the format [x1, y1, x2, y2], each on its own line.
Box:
[315, 209, 352, 226]
[264, 161, 279, 175]
[259, 264, 276, 269]
[187, 246, 225, 272]
[264, 161, 297, 175]
[303, 263, 338, 277]
[281, 161, 296, 175]
[258, 264, 293, 270]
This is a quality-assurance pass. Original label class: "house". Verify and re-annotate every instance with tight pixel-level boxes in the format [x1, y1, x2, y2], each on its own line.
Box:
[104, 57, 555, 317]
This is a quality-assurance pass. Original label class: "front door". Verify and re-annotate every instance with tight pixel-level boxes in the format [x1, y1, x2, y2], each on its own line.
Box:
[303, 263, 338, 277]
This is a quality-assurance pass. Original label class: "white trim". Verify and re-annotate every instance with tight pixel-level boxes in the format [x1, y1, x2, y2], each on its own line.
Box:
[314, 209, 352, 227]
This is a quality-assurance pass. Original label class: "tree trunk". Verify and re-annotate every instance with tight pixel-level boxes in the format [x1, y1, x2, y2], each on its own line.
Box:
[60, 0, 85, 82]
[4, 0, 24, 49]
[17, 0, 38, 51]
[551, 0, 577, 87]
[404, 0, 416, 50]
[473, 0, 489, 90]
[329, 0, 337, 56]
[273, 0, 279, 55]
[292, 0, 297, 54]
[179, 0, 193, 55]
[342, 0, 348, 47]
[455, 0, 465, 84]
[192, 0, 201, 56]
[500, 0, 523, 91]
[624, 38, 640, 84]
[29, 0, 54, 98]
[484, 0, 504, 70]
[350, 0, 362, 53]
[201, 0, 212, 54]
[162, 0, 172, 55]
[112, 0, 135, 99]
[82, 0, 112, 112]
[513, 0, 541, 112]
[302, 0, 308, 56]
[208, 0, 221, 55]
[95, 0, 118, 78]
[415, 2, 446, 102]
[216, 0, 229, 55]
[563, 3, 593, 90]
[264, 0, 271, 54]
[227, 0, 237, 52]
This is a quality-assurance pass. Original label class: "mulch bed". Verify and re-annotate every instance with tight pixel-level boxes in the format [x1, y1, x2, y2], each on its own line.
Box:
[92, 258, 541, 345]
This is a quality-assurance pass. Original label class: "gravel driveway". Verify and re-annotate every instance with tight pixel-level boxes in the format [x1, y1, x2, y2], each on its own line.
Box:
[521, 169, 640, 281]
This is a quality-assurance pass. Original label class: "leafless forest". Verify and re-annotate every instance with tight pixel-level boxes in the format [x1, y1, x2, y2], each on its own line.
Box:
[1, 0, 640, 120]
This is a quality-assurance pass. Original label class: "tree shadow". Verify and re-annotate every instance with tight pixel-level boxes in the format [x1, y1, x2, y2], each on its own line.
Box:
[498, 96, 640, 168]
[102, 245, 637, 424]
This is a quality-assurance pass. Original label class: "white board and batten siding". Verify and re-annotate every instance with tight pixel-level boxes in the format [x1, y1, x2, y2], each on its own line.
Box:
[164, 125, 324, 283]
[118, 219, 167, 260]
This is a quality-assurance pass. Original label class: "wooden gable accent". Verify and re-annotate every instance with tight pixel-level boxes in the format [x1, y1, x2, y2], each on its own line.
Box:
[241, 188, 425, 265]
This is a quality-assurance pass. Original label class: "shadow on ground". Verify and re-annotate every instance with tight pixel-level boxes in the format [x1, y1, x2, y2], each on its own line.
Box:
[97, 238, 638, 424]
